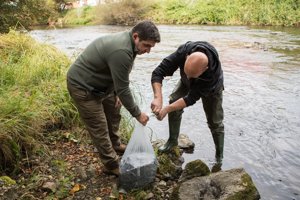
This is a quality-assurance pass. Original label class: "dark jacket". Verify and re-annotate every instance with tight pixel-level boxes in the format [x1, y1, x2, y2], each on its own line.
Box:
[151, 41, 223, 107]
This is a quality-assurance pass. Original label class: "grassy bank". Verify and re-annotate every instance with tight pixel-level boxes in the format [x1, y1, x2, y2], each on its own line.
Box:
[148, 0, 300, 26]
[0, 31, 137, 175]
[63, 0, 300, 26]
[0, 31, 143, 199]
[0, 31, 79, 174]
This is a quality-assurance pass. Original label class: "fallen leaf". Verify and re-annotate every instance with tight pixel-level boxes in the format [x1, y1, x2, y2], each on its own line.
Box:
[100, 187, 111, 195]
[69, 183, 81, 195]
[63, 132, 70, 139]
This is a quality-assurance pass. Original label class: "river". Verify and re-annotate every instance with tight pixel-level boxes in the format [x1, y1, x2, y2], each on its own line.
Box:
[30, 24, 300, 200]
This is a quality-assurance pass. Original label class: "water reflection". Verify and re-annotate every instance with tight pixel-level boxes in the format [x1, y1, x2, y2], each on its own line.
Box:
[30, 24, 300, 200]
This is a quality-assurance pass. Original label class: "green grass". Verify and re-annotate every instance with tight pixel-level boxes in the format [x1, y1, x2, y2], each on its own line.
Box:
[0, 30, 79, 174]
[147, 0, 300, 26]
[62, 6, 97, 25]
[62, 0, 300, 27]
[0, 30, 139, 174]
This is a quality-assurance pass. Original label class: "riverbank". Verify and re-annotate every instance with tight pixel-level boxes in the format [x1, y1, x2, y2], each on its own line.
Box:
[2, 20, 300, 199]
[61, 0, 300, 27]
[0, 30, 146, 199]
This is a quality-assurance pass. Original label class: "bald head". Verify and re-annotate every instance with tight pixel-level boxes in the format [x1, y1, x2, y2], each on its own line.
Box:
[184, 52, 208, 79]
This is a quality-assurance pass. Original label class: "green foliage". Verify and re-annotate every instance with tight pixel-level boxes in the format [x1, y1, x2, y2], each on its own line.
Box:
[96, 0, 152, 25]
[63, 6, 96, 25]
[157, 154, 177, 175]
[60, 0, 300, 27]
[0, 0, 60, 33]
[0, 30, 79, 174]
[146, 0, 300, 26]
[119, 108, 135, 143]
[0, 176, 16, 186]
[39, 159, 73, 198]
[1, 0, 299, 30]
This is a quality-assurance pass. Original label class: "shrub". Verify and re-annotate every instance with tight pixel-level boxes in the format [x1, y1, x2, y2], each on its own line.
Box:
[94, 0, 155, 25]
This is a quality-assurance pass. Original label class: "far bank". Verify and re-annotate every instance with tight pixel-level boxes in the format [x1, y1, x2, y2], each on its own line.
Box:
[60, 0, 300, 27]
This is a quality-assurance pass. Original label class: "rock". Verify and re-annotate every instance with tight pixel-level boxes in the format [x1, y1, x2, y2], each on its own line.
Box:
[166, 187, 174, 194]
[145, 192, 154, 199]
[155, 186, 164, 195]
[178, 159, 210, 182]
[175, 168, 260, 200]
[86, 164, 97, 178]
[42, 181, 57, 193]
[157, 153, 182, 180]
[152, 139, 165, 148]
[76, 166, 88, 180]
[158, 180, 167, 187]
[153, 134, 195, 152]
[178, 134, 195, 150]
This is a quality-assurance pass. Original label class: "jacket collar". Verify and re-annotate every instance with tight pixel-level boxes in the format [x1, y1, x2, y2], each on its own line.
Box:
[129, 30, 138, 57]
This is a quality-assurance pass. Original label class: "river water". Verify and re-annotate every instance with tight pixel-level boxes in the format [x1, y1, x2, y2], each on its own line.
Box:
[30, 25, 300, 200]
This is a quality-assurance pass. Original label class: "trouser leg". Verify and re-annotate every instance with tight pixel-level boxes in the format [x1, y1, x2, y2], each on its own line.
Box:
[159, 80, 187, 152]
[202, 88, 225, 162]
[103, 94, 122, 146]
[67, 82, 118, 170]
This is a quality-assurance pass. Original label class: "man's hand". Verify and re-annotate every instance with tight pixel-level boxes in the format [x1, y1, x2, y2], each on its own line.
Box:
[136, 112, 149, 126]
[115, 96, 122, 108]
[156, 98, 187, 121]
[156, 107, 169, 121]
[151, 82, 163, 116]
[151, 97, 162, 116]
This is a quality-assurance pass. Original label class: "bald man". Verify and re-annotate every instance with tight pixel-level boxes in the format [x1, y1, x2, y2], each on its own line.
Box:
[151, 41, 224, 164]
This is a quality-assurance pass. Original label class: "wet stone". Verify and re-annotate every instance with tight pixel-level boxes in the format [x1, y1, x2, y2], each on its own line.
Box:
[119, 152, 158, 192]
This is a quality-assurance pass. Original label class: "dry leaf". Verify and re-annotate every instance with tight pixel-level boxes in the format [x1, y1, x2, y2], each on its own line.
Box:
[100, 187, 111, 195]
[63, 132, 70, 139]
[69, 183, 81, 194]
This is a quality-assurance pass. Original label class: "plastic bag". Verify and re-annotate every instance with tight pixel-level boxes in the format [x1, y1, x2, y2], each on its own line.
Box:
[119, 122, 158, 192]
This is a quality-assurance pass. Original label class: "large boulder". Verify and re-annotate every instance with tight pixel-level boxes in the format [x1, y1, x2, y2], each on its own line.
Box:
[174, 168, 260, 200]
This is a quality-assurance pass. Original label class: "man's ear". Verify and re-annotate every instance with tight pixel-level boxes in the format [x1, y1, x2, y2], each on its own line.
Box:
[132, 32, 139, 40]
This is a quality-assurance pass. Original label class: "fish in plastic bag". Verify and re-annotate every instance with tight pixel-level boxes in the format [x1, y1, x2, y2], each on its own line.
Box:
[119, 122, 158, 192]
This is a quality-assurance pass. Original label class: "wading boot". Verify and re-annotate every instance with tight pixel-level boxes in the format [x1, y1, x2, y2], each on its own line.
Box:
[159, 110, 182, 153]
[212, 131, 224, 163]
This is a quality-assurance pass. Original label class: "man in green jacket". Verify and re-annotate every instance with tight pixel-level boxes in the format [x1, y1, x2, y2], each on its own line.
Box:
[67, 20, 160, 176]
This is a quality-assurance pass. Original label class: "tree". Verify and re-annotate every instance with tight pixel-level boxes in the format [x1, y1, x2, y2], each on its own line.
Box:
[0, 0, 58, 33]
